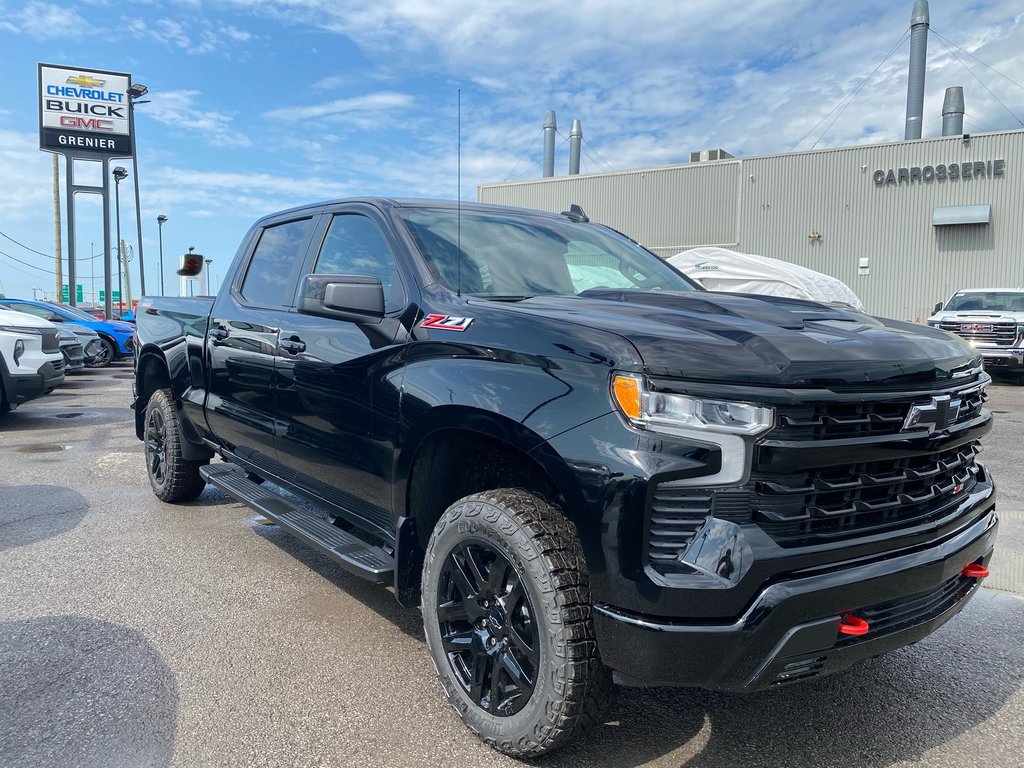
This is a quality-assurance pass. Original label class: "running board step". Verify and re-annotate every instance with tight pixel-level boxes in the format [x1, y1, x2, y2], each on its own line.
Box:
[201, 463, 394, 583]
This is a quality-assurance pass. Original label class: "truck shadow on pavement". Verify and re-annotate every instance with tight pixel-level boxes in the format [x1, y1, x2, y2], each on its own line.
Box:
[0, 485, 88, 552]
[547, 590, 1024, 768]
[0, 615, 178, 768]
[247, 523, 1024, 768]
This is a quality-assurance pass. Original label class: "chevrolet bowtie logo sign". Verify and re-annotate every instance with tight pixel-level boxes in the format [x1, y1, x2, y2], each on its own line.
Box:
[66, 75, 105, 87]
[903, 395, 962, 434]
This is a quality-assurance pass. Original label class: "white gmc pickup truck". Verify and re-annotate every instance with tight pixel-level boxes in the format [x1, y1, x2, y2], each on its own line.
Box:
[928, 288, 1024, 381]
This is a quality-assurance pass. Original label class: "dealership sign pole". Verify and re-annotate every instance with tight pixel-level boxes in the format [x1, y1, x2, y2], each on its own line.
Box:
[38, 63, 133, 317]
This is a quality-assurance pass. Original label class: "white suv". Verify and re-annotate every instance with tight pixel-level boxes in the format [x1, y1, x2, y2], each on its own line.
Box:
[927, 288, 1024, 380]
[0, 307, 65, 413]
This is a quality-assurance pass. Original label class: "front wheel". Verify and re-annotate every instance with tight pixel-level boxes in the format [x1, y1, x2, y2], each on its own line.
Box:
[422, 489, 614, 758]
[144, 389, 207, 502]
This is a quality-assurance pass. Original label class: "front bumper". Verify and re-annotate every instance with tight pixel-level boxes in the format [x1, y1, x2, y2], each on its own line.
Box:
[594, 504, 997, 691]
[977, 348, 1023, 370]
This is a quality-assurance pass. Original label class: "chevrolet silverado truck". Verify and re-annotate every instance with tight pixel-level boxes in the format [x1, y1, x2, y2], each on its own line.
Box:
[133, 199, 998, 757]
[928, 288, 1024, 381]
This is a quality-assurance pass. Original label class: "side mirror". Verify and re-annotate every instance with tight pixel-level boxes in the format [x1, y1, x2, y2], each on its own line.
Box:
[297, 274, 384, 324]
[933, 302, 943, 314]
[48, 314, 64, 322]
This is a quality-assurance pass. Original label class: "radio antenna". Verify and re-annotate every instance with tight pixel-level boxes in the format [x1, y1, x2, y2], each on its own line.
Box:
[457, 88, 462, 298]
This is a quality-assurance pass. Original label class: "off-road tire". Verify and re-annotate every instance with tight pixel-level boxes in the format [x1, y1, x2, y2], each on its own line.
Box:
[144, 388, 207, 502]
[422, 489, 615, 758]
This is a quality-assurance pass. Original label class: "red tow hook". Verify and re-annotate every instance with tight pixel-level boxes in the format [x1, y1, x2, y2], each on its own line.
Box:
[961, 563, 990, 579]
[838, 615, 870, 637]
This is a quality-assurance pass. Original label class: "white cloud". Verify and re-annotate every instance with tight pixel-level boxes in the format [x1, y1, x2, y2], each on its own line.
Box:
[141, 90, 252, 147]
[123, 15, 254, 55]
[3, 1, 88, 38]
[262, 91, 414, 124]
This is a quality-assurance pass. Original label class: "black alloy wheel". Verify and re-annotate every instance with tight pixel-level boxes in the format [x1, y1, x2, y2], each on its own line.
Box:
[436, 540, 539, 717]
[143, 389, 207, 502]
[146, 405, 168, 487]
[87, 337, 114, 368]
[422, 489, 614, 757]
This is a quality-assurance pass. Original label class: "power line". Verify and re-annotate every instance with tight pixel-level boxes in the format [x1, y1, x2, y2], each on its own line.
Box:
[0, 247, 54, 274]
[932, 31, 1024, 128]
[0, 228, 52, 259]
[790, 30, 909, 152]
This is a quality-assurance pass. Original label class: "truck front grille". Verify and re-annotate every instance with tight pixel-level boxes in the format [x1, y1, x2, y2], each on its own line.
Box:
[937, 321, 1018, 347]
[645, 378, 991, 570]
[772, 386, 985, 440]
[753, 442, 981, 546]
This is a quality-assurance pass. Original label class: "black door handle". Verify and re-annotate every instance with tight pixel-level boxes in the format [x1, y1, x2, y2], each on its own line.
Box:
[279, 337, 306, 354]
[209, 326, 229, 341]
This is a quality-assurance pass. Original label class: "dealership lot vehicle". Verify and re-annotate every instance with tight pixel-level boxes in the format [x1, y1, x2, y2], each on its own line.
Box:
[928, 289, 1024, 380]
[56, 326, 85, 373]
[133, 199, 997, 757]
[0, 298, 135, 368]
[1, 366, 1022, 768]
[0, 307, 64, 412]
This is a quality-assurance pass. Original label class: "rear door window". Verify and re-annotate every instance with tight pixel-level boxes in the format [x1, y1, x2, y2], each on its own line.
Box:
[239, 217, 316, 308]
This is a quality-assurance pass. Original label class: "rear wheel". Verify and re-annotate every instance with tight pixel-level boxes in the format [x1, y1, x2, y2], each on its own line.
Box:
[422, 489, 614, 757]
[87, 337, 115, 368]
[144, 389, 207, 502]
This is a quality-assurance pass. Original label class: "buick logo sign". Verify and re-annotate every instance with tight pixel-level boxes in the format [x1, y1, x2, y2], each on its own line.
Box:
[903, 395, 962, 434]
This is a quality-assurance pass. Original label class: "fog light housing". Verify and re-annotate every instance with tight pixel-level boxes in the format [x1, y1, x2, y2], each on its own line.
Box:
[13, 339, 25, 365]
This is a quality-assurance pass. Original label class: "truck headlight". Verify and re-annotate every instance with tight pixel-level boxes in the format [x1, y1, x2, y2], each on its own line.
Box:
[611, 373, 774, 436]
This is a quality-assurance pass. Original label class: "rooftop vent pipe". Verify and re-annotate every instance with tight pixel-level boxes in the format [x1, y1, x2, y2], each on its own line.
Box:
[569, 119, 582, 175]
[904, 0, 930, 140]
[941, 86, 965, 136]
[543, 111, 556, 177]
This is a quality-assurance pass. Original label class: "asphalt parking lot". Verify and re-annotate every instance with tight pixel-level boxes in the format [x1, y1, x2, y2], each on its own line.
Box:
[2, 365, 1022, 768]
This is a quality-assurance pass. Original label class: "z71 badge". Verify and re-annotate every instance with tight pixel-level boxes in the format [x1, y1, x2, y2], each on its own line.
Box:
[420, 314, 474, 332]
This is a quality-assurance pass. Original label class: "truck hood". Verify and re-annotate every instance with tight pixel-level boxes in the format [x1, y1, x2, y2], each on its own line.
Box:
[495, 291, 980, 387]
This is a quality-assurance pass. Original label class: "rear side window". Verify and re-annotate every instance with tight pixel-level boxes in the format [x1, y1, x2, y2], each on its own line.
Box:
[240, 218, 315, 307]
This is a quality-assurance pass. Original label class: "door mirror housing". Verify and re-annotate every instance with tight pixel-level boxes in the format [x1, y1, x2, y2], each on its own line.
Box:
[933, 301, 943, 314]
[297, 274, 385, 324]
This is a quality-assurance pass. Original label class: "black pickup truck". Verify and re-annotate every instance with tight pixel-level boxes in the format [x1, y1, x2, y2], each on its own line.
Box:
[134, 198, 997, 757]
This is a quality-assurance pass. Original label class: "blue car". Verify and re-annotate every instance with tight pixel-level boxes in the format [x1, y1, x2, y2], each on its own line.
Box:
[0, 298, 135, 368]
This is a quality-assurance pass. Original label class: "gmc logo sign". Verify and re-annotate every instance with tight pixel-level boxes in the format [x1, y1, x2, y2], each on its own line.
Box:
[59, 116, 114, 131]
[959, 323, 993, 332]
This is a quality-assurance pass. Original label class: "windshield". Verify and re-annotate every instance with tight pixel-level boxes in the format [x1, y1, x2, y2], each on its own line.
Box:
[398, 208, 700, 298]
[944, 291, 1024, 312]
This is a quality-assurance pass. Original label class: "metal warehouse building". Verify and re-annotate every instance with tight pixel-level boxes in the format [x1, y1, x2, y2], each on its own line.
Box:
[478, 128, 1024, 322]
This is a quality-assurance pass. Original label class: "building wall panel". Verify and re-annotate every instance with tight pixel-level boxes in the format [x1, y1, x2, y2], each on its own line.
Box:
[479, 130, 1024, 322]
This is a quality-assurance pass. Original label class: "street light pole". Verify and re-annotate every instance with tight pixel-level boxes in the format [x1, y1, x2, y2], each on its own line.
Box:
[127, 83, 149, 296]
[157, 215, 167, 296]
[113, 166, 128, 318]
[205, 259, 212, 295]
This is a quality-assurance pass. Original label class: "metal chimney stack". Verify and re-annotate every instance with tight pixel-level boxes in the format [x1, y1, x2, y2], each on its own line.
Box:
[569, 119, 582, 175]
[543, 111, 557, 177]
[941, 86, 965, 136]
[904, 0, 930, 140]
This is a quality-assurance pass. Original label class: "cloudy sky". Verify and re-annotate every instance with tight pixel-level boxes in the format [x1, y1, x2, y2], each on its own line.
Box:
[0, 0, 1022, 302]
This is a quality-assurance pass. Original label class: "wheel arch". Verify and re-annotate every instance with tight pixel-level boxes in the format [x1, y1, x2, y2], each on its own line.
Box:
[393, 408, 585, 606]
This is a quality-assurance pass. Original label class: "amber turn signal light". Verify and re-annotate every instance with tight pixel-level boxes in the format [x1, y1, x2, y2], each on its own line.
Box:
[612, 374, 642, 420]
